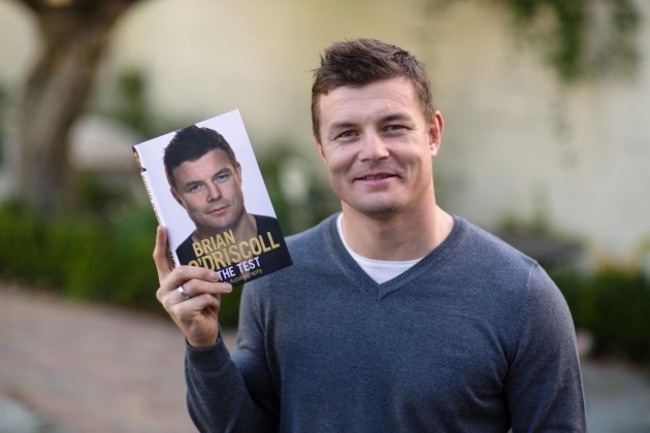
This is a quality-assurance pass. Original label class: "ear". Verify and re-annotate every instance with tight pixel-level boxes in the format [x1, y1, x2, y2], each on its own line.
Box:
[315, 135, 327, 163]
[235, 162, 242, 180]
[170, 187, 185, 208]
[428, 111, 444, 157]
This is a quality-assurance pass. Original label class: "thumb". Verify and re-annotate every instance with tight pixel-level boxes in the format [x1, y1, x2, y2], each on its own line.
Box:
[153, 225, 173, 283]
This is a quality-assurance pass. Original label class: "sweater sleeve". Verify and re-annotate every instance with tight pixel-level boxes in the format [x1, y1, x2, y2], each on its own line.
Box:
[505, 264, 587, 432]
[184, 284, 279, 433]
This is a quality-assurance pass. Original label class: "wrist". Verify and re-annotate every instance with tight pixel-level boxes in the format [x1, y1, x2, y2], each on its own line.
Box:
[186, 326, 220, 349]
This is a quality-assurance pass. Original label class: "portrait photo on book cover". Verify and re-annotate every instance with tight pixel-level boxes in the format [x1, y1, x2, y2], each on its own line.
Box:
[133, 110, 292, 285]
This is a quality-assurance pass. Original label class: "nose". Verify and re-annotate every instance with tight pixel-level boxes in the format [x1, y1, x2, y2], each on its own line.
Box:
[206, 182, 222, 202]
[358, 132, 390, 162]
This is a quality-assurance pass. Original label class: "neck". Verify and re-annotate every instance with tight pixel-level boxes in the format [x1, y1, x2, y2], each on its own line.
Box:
[340, 201, 453, 261]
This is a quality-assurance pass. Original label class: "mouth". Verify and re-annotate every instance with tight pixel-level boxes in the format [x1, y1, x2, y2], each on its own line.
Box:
[355, 172, 397, 182]
[207, 205, 229, 215]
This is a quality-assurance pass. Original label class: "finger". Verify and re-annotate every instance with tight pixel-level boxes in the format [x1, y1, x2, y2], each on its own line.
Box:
[181, 273, 233, 297]
[176, 285, 191, 301]
[168, 282, 230, 306]
[153, 226, 173, 283]
[160, 285, 192, 307]
[162, 266, 229, 292]
[168, 293, 222, 327]
[169, 294, 222, 347]
[158, 267, 232, 306]
[177, 292, 221, 315]
[161, 284, 194, 309]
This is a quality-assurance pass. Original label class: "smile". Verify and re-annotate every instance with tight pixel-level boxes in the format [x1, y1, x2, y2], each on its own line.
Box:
[355, 173, 396, 181]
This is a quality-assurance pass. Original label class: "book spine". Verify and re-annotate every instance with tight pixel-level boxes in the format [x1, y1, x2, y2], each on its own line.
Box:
[139, 170, 165, 228]
[133, 146, 177, 267]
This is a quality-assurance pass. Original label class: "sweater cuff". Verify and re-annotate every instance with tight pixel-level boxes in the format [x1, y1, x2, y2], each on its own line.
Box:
[185, 332, 231, 372]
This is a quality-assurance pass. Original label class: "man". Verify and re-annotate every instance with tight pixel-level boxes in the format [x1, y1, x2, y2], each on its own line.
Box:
[163, 125, 291, 283]
[155, 39, 586, 432]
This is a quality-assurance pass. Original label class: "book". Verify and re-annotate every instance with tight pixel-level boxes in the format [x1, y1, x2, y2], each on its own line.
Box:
[133, 109, 293, 285]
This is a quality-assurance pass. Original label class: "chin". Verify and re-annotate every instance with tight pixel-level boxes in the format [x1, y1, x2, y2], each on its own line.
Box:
[348, 201, 401, 218]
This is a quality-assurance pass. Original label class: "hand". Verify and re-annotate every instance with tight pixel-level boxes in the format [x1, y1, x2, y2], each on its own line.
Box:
[153, 226, 233, 348]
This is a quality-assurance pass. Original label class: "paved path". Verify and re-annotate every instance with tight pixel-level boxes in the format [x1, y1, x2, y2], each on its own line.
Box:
[1, 283, 649, 432]
[0, 283, 236, 433]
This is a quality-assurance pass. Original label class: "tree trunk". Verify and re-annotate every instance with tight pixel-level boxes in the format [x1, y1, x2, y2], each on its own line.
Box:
[16, 1, 140, 217]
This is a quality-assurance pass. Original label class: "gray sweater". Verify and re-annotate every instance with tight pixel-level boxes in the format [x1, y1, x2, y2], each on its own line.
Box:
[185, 214, 586, 432]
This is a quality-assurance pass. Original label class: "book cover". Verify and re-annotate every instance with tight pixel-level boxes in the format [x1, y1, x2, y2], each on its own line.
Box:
[133, 109, 293, 285]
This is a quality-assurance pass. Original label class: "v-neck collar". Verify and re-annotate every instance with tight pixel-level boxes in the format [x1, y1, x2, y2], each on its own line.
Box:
[325, 213, 466, 300]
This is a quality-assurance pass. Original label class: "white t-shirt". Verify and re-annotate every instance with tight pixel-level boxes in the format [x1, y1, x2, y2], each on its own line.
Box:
[336, 214, 423, 284]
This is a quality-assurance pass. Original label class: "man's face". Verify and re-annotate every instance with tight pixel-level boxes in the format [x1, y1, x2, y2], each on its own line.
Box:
[171, 148, 246, 237]
[316, 76, 443, 219]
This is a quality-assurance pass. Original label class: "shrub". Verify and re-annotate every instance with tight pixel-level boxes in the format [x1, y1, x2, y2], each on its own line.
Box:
[553, 266, 650, 364]
[0, 202, 246, 326]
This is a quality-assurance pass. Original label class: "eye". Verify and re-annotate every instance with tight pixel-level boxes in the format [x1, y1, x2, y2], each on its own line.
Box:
[186, 183, 202, 193]
[215, 172, 231, 184]
[383, 124, 408, 135]
[335, 130, 358, 141]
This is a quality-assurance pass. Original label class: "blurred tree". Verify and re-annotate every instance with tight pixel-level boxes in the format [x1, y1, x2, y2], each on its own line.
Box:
[14, 0, 143, 217]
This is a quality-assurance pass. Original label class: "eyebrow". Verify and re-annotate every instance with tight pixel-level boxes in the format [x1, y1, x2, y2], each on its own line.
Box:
[213, 167, 233, 177]
[327, 112, 413, 134]
[382, 113, 412, 123]
[327, 120, 357, 133]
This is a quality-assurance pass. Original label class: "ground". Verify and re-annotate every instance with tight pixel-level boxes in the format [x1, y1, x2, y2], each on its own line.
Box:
[0, 283, 648, 433]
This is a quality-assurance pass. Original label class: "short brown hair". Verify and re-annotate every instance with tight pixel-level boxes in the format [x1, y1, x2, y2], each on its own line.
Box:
[311, 38, 436, 139]
[163, 125, 237, 188]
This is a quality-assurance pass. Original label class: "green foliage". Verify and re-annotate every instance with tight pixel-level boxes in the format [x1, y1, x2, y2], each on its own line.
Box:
[112, 69, 149, 134]
[434, 0, 641, 82]
[553, 266, 650, 364]
[258, 143, 339, 235]
[74, 171, 133, 220]
[506, 0, 587, 80]
[0, 201, 43, 281]
[0, 197, 275, 327]
[502, 0, 640, 81]
[0, 83, 6, 165]
[0, 201, 162, 312]
[105, 69, 195, 139]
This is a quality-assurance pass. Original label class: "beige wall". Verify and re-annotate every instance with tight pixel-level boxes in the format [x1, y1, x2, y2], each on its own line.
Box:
[1, 0, 649, 266]
[431, 2, 650, 263]
[0, 1, 38, 88]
